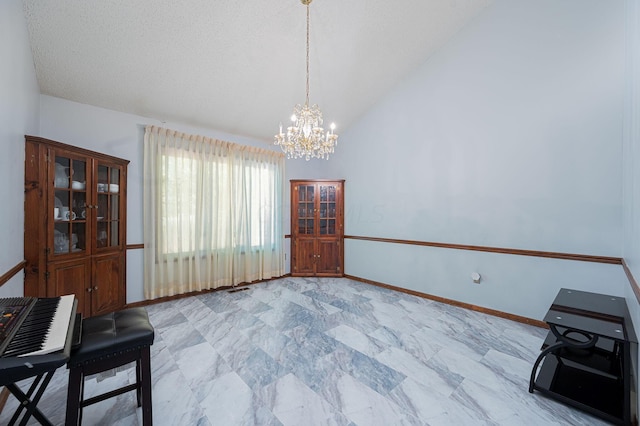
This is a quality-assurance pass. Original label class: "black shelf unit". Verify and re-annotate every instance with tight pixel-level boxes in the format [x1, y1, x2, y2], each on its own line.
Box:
[530, 288, 637, 425]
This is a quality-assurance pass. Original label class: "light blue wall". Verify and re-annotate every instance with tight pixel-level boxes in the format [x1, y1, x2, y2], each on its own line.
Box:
[0, 0, 40, 298]
[323, 0, 629, 319]
[624, 0, 640, 306]
[623, 0, 640, 405]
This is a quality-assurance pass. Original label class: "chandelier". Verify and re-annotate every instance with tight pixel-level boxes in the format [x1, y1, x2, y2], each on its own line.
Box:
[274, 0, 338, 160]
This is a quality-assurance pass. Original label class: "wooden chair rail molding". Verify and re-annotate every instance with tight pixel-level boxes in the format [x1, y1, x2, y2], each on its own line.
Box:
[344, 235, 621, 264]
[623, 259, 640, 305]
[0, 260, 26, 289]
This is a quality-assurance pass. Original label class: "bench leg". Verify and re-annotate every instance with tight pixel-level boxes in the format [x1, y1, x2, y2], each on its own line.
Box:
[136, 358, 142, 408]
[65, 367, 83, 426]
[141, 346, 153, 426]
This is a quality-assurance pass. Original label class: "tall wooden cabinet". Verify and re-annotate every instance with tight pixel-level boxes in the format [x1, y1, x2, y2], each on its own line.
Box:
[24, 136, 128, 317]
[290, 180, 344, 277]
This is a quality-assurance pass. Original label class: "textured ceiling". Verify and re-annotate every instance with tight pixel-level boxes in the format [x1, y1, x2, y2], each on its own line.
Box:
[22, 0, 492, 142]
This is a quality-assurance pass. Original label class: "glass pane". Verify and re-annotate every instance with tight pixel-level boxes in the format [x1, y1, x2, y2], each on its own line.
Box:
[299, 185, 315, 202]
[328, 202, 336, 218]
[328, 186, 336, 202]
[54, 157, 70, 188]
[111, 195, 119, 220]
[97, 193, 109, 219]
[69, 157, 87, 224]
[319, 219, 336, 236]
[320, 186, 327, 202]
[54, 222, 70, 254]
[71, 159, 86, 188]
[305, 202, 313, 218]
[72, 192, 86, 219]
[78, 204, 88, 221]
[110, 222, 119, 247]
[72, 223, 85, 253]
[109, 167, 120, 194]
[306, 219, 314, 234]
[97, 165, 109, 185]
[97, 222, 108, 248]
[54, 189, 69, 220]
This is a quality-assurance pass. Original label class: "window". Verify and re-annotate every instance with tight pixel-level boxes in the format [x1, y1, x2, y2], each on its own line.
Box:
[144, 126, 285, 298]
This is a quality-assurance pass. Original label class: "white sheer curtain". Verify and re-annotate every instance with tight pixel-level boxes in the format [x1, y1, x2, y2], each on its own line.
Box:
[143, 126, 285, 299]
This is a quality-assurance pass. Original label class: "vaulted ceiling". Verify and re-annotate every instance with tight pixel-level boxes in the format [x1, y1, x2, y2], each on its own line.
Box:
[22, 0, 492, 142]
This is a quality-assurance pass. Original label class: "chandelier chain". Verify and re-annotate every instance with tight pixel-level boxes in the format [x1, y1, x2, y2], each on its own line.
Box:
[274, 0, 338, 160]
[305, 3, 310, 106]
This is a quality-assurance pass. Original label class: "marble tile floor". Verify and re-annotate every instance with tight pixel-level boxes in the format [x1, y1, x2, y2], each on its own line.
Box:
[0, 277, 609, 425]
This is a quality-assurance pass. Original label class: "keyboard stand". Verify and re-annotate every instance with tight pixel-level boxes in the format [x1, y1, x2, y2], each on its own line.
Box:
[5, 372, 56, 426]
[0, 299, 78, 426]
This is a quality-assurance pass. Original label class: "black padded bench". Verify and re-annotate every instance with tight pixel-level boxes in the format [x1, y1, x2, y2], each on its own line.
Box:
[65, 307, 155, 425]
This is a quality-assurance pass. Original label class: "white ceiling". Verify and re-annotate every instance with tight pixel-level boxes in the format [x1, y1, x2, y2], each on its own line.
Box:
[22, 0, 492, 142]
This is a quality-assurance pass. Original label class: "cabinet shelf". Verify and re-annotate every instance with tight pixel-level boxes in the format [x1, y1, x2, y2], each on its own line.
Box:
[535, 356, 624, 422]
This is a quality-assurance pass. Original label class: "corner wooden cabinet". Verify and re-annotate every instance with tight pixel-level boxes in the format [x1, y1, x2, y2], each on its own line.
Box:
[24, 136, 128, 317]
[290, 180, 344, 277]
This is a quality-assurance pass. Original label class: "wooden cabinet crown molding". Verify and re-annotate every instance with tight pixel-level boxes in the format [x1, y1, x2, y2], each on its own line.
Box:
[25, 136, 130, 166]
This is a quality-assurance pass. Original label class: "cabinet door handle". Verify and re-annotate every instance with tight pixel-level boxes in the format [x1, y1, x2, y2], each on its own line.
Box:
[93, 286, 98, 291]
[87, 287, 92, 292]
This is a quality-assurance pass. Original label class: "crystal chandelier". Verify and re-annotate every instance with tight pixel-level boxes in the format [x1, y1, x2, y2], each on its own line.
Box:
[274, 0, 338, 160]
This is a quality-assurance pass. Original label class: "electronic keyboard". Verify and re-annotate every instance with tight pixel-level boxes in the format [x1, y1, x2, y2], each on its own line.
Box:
[0, 295, 78, 386]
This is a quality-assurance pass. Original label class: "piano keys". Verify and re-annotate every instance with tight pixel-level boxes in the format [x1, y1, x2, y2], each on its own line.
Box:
[0, 295, 79, 425]
[1, 295, 76, 357]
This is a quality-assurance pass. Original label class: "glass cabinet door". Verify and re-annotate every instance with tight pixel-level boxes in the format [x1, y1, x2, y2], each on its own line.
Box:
[297, 184, 315, 235]
[96, 163, 122, 249]
[318, 184, 338, 236]
[52, 152, 88, 255]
